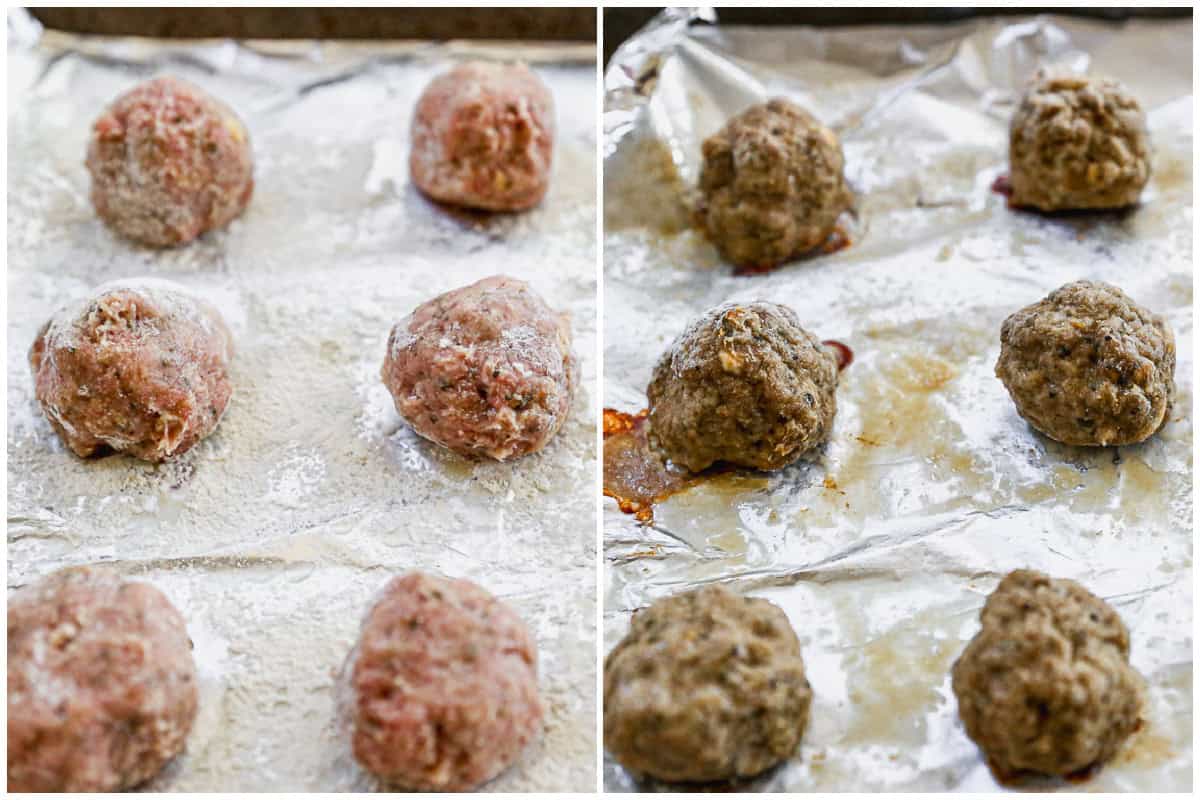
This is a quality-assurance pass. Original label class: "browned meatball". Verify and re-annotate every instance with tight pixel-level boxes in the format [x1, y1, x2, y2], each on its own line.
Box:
[348, 572, 543, 791]
[29, 279, 235, 462]
[381, 275, 577, 461]
[604, 585, 812, 783]
[951, 570, 1144, 783]
[410, 61, 554, 211]
[8, 567, 199, 792]
[995, 280, 1174, 446]
[647, 301, 839, 472]
[86, 76, 254, 247]
[1009, 70, 1151, 211]
[695, 99, 851, 270]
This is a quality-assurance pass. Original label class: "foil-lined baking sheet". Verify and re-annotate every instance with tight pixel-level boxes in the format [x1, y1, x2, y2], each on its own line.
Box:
[603, 9, 1191, 792]
[7, 10, 597, 791]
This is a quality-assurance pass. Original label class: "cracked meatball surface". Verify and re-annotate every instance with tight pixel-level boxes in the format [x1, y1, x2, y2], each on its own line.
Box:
[86, 76, 254, 247]
[1009, 70, 1151, 211]
[604, 585, 812, 784]
[995, 280, 1174, 446]
[647, 301, 838, 472]
[7, 567, 199, 793]
[695, 98, 851, 270]
[348, 572, 543, 791]
[951, 569, 1144, 783]
[381, 275, 577, 461]
[29, 279, 234, 462]
[410, 61, 554, 211]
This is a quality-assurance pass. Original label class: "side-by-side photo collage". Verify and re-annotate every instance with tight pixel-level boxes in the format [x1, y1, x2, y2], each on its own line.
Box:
[5, 5, 1194, 796]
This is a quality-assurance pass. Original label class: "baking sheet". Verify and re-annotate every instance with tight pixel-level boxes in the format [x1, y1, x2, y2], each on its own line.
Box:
[6, 10, 597, 792]
[603, 9, 1192, 792]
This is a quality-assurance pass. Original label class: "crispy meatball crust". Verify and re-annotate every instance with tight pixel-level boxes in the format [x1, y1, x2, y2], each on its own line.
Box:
[647, 301, 839, 472]
[381, 275, 577, 461]
[604, 585, 812, 784]
[951, 570, 1143, 782]
[349, 572, 543, 791]
[410, 61, 555, 211]
[29, 279, 235, 462]
[1009, 70, 1151, 211]
[995, 280, 1174, 446]
[696, 98, 852, 270]
[7, 567, 199, 792]
[86, 76, 254, 247]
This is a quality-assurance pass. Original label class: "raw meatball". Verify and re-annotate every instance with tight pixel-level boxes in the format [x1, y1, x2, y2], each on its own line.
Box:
[86, 75, 254, 247]
[695, 99, 851, 270]
[8, 567, 198, 792]
[951, 569, 1143, 782]
[348, 572, 543, 791]
[647, 301, 838, 472]
[410, 61, 554, 211]
[1009, 70, 1151, 211]
[604, 585, 812, 783]
[995, 280, 1174, 446]
[381, 275, 577, 461]
[29, 279, 234, 462]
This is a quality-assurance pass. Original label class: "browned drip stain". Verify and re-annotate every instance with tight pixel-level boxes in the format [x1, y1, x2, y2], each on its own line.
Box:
[602, 409, 696, 522]
[991, 173, 1013, 200]
[732, 222, 852, 276]
[604, 351, 853, 522]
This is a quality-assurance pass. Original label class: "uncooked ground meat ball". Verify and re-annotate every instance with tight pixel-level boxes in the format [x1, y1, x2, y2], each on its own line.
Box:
[381, 275, 577, 461]
[995, 280, 1174, 446]
[604, 585, 812, 784]
[7, 567, 198, 792]
[1009, 70, 1151, 211]
[29, 279, 234, 462]
[951, 569, 1144, 782]
[410, 61, 554, 211]
[349, 572, 543, 791]
[647, 301, 839, 472]
[695, 99, 852, 270]
[86, 75, 254, 247]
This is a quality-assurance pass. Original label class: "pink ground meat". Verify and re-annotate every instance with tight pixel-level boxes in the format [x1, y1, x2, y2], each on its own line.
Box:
[349, 572, 543, 791]
[381, 275, 577, 461]
[29, 279, 234, 462]
[410, 61, 554, 211]
[7, 567, 199, 792]
[86, 75, 254, 247]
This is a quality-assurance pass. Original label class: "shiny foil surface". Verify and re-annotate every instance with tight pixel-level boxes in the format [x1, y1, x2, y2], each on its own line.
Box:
[603, 9, 1191, 792]
[8, 11, 597, 791]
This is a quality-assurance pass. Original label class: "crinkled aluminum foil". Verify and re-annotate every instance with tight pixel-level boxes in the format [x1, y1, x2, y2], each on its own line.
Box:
[603, 9, 1191, 792]
[7, 10, 597, 791]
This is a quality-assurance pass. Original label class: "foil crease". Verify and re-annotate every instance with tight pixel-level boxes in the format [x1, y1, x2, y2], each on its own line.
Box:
[603, 10, 1191, 792]
[7, 11, 597, 792]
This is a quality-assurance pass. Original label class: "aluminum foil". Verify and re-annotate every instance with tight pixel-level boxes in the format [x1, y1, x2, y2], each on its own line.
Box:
[603, 9, 1192, 792]
[7, 10, 597, 792]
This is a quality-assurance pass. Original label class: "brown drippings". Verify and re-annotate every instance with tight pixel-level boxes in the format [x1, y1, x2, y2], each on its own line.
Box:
[822, 339, 854, 370]
[732, 222, 852, 276]
[991, 173, 1013, 198]
[602, 409, 696, 522]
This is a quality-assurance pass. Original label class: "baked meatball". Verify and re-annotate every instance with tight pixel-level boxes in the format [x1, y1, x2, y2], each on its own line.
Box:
[410, 61, 554, 211]
[695, 99, 852, 270]
[647, 301, 838, 472]
[381, 275, 577, 461]
[348, 572, 543, 791]
[951, 569, 1144, 782]
[1009, 70, 1151, 211]
[29, 279, 235, 462]
[604, 585, 812, 784]
[86, 76, 254, 247]
[995, 280, 1174, 447]
[8, 567, 199, 792]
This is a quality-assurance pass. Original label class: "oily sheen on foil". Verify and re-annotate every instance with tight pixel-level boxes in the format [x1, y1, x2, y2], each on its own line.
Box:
[603, 10, 1191, 793]
[7, 11, 597, 792]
